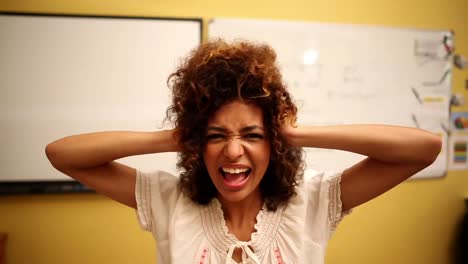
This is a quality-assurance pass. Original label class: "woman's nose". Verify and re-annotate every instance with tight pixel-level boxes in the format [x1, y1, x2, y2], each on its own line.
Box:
[223, 137, 245, 160]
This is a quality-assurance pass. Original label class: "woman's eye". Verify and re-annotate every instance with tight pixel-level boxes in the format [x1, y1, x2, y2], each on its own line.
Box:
[244, 133, 264, 140]
[206, 134, 224, 140]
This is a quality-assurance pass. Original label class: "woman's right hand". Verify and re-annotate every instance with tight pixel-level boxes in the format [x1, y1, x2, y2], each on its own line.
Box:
[45, 129, 179, 208]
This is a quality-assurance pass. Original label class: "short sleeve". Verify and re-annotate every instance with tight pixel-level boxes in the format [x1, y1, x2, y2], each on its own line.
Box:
[326, 171, 352, 232]
[135, 170, 180, 238]
[303, 169, 351, 239]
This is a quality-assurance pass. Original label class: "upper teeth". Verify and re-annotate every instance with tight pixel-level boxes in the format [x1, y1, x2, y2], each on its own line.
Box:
[222, 167, 249, 174]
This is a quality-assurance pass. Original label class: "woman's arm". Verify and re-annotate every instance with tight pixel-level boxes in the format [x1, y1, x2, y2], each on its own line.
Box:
[45, 130, 179, 208]
[282, 124, 442, 211]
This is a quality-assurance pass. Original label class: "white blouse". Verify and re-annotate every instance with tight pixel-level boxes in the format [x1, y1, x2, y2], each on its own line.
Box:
[135, 169, 350, 264]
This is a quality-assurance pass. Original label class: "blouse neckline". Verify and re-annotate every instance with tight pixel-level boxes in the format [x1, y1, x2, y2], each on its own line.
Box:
[200, 198, 285, 257]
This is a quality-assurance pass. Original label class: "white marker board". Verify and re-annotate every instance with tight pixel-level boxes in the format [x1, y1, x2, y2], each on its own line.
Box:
[0, 13, 201, 189]
[210, 18, 452, 178]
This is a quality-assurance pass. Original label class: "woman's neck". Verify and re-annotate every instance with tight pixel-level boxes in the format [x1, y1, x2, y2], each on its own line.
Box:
[218, 190, 263, 230]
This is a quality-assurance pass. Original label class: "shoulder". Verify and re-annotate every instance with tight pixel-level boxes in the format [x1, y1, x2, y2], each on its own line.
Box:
[300, 169, 345, 201]
[137, 169, 179, 183]
[303, 169, 343, 186]
[269, 170, 344, 261]
[135, 169, 181, 209]
[135, 170, 183, 231]
[280, 169, 349, 238]
[136, 169, 179, 194]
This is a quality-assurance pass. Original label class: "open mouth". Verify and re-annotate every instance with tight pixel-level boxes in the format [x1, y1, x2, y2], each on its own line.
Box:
[219, 167, 251, 188]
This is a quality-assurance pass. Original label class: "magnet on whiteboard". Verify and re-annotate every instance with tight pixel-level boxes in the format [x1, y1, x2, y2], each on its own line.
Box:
[454, 54, 468, 69]
[451, 93, 465, 106]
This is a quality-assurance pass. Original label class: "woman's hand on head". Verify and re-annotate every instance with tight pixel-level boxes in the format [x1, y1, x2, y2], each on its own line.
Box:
[279, 122, 301, 147]
[169, 128, 182, 152]
[277, 123, 442, 212]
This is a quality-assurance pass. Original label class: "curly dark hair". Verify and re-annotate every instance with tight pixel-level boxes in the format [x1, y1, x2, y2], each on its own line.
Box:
[166, 39, 304, 211]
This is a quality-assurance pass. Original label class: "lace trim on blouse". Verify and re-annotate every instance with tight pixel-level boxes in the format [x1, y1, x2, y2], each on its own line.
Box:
[200, 198, 284, 257]
[328, 171, 352, 232]
[136, 171, 153, 231]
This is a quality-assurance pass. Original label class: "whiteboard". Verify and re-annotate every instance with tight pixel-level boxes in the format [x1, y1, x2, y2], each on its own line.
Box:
[209, 18, 452, 178]
[0, 13, 201, 185]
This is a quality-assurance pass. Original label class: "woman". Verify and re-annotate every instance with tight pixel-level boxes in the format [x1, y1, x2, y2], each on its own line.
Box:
[45, 40, 441, 263]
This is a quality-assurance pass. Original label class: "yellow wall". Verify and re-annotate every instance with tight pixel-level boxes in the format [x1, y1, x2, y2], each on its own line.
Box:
[1, 1, 467, 263]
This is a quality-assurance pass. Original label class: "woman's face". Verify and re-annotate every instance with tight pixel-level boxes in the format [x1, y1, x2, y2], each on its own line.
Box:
[203, 99, 271, 204]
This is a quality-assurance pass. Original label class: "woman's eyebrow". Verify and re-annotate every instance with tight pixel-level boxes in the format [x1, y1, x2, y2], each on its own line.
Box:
[240, 125, 264, 133]
[206, 126, 227, 133]
[206, 125, 264, 133]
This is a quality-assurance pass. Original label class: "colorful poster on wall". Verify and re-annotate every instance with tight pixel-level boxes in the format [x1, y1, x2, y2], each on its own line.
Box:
[448, 133, 468, 170]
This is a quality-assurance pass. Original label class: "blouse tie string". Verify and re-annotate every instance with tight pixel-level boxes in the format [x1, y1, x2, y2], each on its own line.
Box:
[225, 241, 260, 264]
